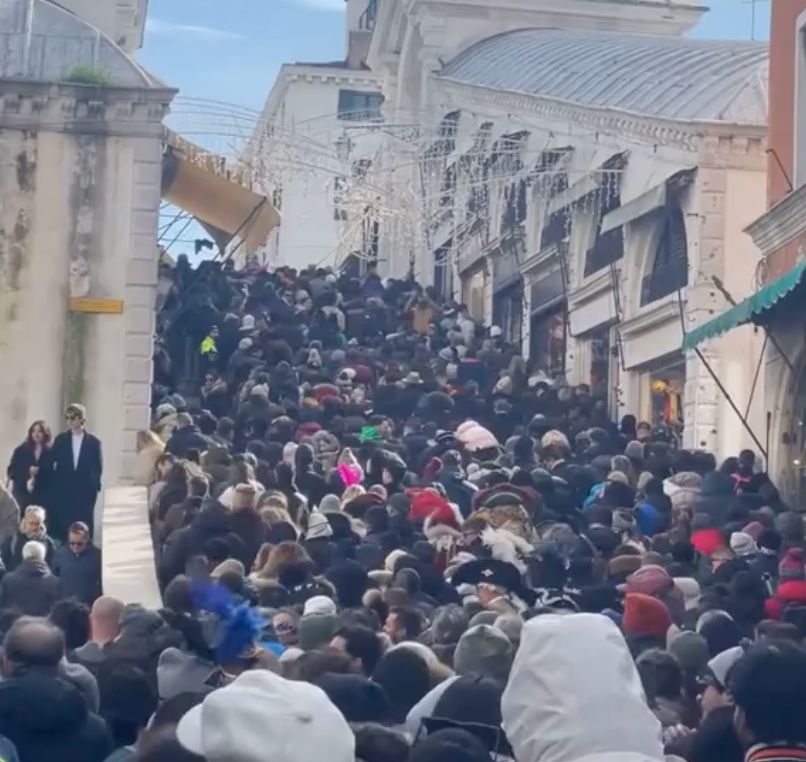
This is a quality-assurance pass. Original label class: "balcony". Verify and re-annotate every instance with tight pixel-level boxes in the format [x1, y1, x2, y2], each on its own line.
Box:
[640, 255, 688, 305]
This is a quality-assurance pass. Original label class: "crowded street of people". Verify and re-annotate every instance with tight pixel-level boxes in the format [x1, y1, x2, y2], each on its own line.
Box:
[4, 0, 806, 761]
[0, 256, 805, 762]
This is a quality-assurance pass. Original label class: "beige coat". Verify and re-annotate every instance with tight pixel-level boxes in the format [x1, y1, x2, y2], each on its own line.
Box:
[135, 443, 164, 487]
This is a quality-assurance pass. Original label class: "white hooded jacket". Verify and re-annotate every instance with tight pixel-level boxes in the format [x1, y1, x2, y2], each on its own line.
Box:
[502, 613, 665, 762]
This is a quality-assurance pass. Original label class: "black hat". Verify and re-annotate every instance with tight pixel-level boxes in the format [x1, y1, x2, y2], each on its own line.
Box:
[452, 559, 536, 606]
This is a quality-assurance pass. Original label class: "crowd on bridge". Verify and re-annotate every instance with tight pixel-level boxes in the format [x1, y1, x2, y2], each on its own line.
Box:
[0, 254, 805, 762]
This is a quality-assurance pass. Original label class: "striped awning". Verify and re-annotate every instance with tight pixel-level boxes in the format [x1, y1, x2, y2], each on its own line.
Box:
[682, 261, 806, 351]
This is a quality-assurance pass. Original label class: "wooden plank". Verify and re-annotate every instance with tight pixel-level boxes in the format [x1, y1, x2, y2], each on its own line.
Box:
[69, 298, 124, 314]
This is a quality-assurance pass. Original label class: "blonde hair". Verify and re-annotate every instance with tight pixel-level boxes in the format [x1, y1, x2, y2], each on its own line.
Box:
[341, 484, 366, 507]
[257, 541, 312, 580]
[136, 429, 164, 453]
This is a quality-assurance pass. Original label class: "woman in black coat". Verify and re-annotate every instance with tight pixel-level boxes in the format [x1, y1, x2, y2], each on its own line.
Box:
[6, 420, 53, 509]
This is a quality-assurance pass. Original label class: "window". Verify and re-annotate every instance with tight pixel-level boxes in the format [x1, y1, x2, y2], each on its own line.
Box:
[271, 185, 283, 212]
[337, 90, 384, 122]
[359, 0, 379, 30]
[501, 179, 528, 231]
[352, 159, 371, 179]
[584, 172, 624, 276]
[640, 205, 688, 305]
[540, 208, 570, 250]
[333, 176, 348, 221]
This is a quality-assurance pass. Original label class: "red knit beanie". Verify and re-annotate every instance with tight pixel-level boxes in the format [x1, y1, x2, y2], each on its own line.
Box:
[623, 592, 672, 640]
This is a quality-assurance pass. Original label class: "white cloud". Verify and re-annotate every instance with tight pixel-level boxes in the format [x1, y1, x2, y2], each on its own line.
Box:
[145, 17, 245, 41]
[282, 0, 344, 11]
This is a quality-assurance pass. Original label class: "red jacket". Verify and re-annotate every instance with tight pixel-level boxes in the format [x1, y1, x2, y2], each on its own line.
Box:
[764, 579, 806, 620]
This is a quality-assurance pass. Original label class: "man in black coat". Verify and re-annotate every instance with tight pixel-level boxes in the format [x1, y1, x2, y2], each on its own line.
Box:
[49, 404, 102, 540]
[0, 618, 112, 762]
[51, 522, 102, 605]
[164, 413, 211, 459]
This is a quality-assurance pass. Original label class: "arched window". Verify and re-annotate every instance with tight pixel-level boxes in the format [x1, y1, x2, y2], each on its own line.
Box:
[640, 205, 688, 305]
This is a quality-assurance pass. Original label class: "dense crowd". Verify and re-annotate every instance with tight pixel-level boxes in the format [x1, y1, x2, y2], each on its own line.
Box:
[1, 254, 806, 762]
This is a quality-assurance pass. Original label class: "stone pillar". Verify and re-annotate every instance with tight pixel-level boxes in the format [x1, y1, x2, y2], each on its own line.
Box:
[0, 81, 173, 486]
[683, 350, 719, 452]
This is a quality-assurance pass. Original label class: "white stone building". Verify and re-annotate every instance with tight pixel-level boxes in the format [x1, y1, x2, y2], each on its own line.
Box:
[244, 0, 385, 271]
[362, 0, 770, 458]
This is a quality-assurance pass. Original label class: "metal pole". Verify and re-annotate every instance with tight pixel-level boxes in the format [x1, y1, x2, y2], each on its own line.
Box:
[219, 197, 269, 263]
[694, 346, 768, 459]
[744, 332, 768, 420]
[164, 218, 194, 253]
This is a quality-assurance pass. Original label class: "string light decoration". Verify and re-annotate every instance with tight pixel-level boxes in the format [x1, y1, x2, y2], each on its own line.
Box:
[167, 96, 711, 294]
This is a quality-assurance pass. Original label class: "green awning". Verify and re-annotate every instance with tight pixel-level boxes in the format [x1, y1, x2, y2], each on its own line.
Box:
[682, 260, 806, 351]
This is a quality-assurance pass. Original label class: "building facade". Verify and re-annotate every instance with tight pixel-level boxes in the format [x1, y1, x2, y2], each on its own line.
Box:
[739, 1, 806, 500]
[244, 0, 385, 271]
[362, 0, 770, 459]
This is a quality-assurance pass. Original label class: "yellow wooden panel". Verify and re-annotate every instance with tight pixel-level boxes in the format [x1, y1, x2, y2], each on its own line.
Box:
[69, 298, 124, 315]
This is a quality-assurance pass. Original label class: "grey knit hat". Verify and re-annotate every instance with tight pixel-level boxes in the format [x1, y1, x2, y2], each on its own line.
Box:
[668, 630, 710, 673]
[432, 604, 469, 645]
[299, 613, 338, 651]
[453, 624, 513, 683]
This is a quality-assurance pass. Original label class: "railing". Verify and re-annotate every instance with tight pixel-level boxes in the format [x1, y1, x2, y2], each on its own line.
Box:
[640, 255, 688, 305]
[101, 487, 161, 609]
[584, 228, 624, 277]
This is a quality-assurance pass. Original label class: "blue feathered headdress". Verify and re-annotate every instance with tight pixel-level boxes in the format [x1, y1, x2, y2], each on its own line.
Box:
[189, 580, 266, 665]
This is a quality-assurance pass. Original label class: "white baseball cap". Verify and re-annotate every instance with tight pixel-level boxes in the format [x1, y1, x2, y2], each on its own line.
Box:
[177, 670, 354, 762]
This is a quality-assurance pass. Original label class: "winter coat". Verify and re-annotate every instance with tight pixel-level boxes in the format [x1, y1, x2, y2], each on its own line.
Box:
[0, 485, 19, 547]
[165, 425, 210, 459]
[0, 560, 61, 615]
[103, 606, 184, 688]
[133, 443, 163, 487]
[0, 531, 56, 571]
[502, 613, 666, 762]
[52, 543, 102, 604]
[764, 579, 806, 620]
[0, 736, 17, 762]
[6, 443, 51, 511]
[0, 669, 112, 762]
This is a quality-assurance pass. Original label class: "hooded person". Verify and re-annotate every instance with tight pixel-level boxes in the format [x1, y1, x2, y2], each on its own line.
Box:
[502, 613, 667, 762]
[764, 548, 806, 620]
[303, 508, 335, 574]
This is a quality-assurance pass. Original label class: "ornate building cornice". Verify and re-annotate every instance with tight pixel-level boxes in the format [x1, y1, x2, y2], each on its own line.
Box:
[0, 80, 174, 136]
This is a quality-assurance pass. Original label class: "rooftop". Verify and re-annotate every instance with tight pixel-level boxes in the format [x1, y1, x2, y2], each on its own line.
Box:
[438, 28, 769, 125]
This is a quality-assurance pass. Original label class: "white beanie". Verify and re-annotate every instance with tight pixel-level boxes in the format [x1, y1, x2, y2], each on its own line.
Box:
[303, 595, 337, 617]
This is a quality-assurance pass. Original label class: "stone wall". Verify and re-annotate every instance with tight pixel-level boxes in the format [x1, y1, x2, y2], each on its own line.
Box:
[0, 80, 173, 486]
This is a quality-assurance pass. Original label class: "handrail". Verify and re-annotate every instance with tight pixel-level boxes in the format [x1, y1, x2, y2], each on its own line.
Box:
[101, 486, 162, 610]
